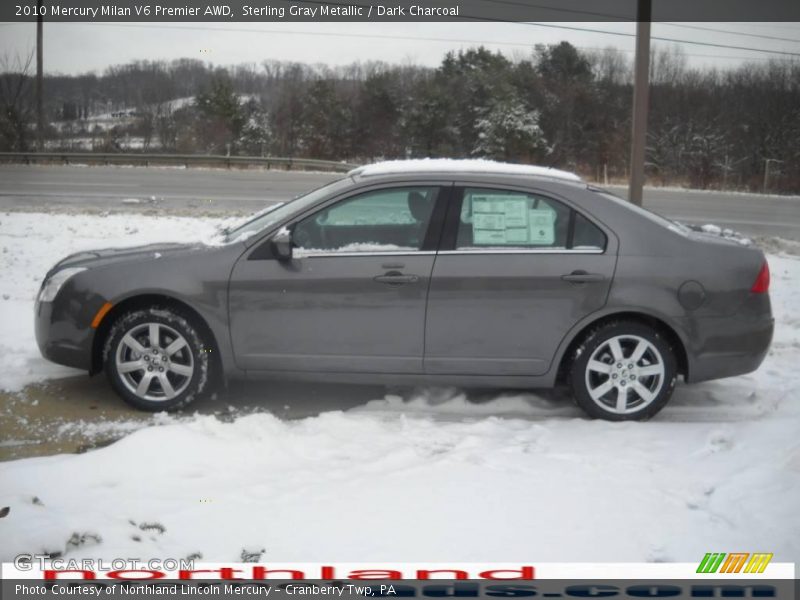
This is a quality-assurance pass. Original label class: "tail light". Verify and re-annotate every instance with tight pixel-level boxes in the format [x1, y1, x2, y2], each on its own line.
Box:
[751, 261, 770, 294]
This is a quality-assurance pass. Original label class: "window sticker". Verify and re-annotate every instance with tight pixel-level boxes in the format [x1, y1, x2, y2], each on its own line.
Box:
[473, 229, 509, 245]
[471, 194, 531, 245]
[473, 212, 505, 230]
[528, 208, 556, 245]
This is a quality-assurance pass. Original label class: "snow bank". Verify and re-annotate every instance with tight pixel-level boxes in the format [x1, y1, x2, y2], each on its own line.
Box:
[0, 212, 798, 564]
[686, 223, 752, 246]
[295, 243, 416, 256]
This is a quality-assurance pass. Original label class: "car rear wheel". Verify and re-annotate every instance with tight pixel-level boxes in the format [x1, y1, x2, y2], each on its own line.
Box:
[104, 307, 211, 411]
[569, 321, 677, 421]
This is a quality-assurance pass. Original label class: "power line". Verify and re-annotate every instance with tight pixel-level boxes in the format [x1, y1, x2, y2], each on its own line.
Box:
[110, 22, 793, 63]
[6, 21, 799, 64]
[412, 0, 800, 55]
[662, 23, 800, 44]
[471, 0, 800, 44]
[77, 22, 800, 60]
[511, 22, 800, 57]
[728, 22, 800, 33]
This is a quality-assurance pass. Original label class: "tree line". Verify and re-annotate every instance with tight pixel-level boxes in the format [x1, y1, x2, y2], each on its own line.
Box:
[1, 42, 798, 192]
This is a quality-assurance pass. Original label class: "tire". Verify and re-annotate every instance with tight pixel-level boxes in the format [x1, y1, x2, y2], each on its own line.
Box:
[103, 307, 212, 411]
[568, 321, 677, 421]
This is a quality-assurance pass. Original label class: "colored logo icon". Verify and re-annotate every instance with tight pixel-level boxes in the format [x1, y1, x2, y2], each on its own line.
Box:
[697, 553, 773, 574]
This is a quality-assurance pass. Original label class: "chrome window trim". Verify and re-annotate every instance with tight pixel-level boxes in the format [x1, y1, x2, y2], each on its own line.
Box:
[295, 248, 604, 258]
[295, 251, 438, 259]
[440, 248, 604, 255]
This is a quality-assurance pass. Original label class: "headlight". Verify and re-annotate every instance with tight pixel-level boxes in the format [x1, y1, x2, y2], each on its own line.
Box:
[38, 267, 86, 303]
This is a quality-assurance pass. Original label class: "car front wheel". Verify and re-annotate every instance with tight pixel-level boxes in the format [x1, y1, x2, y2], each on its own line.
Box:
[103, 307, 211, 411]
[569, 321, 677, 421]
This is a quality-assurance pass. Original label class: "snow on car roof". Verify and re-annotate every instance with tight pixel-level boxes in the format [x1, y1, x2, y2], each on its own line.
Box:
[348, 158, 582, 182]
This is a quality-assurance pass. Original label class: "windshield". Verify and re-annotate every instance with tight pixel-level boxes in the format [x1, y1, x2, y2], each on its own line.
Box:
[592, 188, 691, 236]
[218, 177, 351, 244]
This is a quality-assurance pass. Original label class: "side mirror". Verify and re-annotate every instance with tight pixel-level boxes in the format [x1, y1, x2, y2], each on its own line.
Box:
[271, 227, 293, 261]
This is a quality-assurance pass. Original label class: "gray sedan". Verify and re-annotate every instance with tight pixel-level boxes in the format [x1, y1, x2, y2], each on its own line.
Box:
[34, 160, 774, 420]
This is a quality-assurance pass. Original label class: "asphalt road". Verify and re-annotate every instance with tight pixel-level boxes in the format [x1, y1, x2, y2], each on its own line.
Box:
[0, 164, 338, 213]
[1, 164, 799, 239]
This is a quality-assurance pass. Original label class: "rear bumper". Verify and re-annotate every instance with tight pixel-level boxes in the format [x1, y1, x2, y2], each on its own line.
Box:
[685, 313, 774, 383]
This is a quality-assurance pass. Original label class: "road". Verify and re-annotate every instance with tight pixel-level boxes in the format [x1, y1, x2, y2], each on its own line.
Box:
[0, 164, 337, 213]
[1, 164, 799, 239]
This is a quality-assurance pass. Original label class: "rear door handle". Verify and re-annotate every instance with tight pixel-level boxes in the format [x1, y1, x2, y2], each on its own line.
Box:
[561, 270, 606, 283]
[374, 271, 419, 285]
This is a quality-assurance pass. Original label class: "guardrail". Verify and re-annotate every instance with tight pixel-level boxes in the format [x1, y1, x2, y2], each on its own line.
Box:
[0, 152, 359, 172]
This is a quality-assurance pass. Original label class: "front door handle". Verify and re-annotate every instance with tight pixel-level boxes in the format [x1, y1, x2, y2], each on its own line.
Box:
[561, 270, 606, 283]
[374, 271, 419, 285]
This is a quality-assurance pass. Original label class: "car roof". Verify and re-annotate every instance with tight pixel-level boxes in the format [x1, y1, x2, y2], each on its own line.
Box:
[347, 159, 583, 184]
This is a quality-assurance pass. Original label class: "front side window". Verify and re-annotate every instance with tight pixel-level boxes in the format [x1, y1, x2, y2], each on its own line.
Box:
[219, 177, 352, 244]
[292, 186, 439, 254]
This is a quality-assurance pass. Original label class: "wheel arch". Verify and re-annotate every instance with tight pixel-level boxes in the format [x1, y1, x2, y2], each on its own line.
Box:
[555, 310, 689, 384]
[91, 293, 223, 379]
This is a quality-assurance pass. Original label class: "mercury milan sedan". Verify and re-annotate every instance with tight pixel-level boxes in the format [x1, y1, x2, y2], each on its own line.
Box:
[35, 159, 773, 420]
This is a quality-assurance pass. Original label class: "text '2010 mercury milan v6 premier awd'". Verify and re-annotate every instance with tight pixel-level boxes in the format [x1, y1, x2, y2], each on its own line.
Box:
[34, 159, 774, 420]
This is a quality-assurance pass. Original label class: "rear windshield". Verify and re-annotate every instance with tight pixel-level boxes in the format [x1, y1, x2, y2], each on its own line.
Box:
[591, 188, 690, 236]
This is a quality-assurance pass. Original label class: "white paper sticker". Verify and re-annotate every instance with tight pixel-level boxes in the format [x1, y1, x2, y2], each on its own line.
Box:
[528, 208, 555, 245]
[473, 229, 508, 245]
[473, 213, 505, 231]
[470, 194, 533, 245]
[505, 227, 530, 243]
[502, 199, 528, 228]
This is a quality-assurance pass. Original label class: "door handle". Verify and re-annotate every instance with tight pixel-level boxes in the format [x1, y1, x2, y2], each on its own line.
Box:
[561, 270, 606, 283]
[374, 271, 419, 285]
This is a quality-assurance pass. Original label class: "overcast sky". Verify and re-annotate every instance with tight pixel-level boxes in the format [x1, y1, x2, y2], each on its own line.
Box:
[2, 21, 799, 74]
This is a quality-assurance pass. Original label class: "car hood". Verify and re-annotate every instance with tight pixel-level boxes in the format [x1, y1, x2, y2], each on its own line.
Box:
[52, 242, 207, 272]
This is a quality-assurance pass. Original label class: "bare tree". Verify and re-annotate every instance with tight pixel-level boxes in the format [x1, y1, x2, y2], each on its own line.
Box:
[0, 51, 36, 151]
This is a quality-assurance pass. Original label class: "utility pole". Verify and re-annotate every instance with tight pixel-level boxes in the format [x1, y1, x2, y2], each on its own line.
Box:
[628, 0, 651, 206]
[36, 0, 44, 151]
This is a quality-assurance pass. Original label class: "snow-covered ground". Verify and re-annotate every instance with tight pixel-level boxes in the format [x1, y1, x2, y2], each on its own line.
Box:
[0, 212, 799, 564]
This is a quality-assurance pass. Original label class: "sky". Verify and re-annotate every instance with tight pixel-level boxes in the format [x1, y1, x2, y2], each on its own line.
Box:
[1, 21, 800, 74]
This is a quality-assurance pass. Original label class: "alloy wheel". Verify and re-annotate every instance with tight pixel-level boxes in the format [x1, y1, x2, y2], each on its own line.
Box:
[114, 322, 194, 401]
[583, 334, 666, 415]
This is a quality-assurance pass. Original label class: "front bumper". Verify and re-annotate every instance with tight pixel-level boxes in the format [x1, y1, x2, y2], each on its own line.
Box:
[34, 297, 96, 371]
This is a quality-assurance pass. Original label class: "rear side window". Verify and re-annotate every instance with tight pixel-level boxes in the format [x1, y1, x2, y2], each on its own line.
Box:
[455, 188, 605, 251]
[573, 212, 606, 250]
